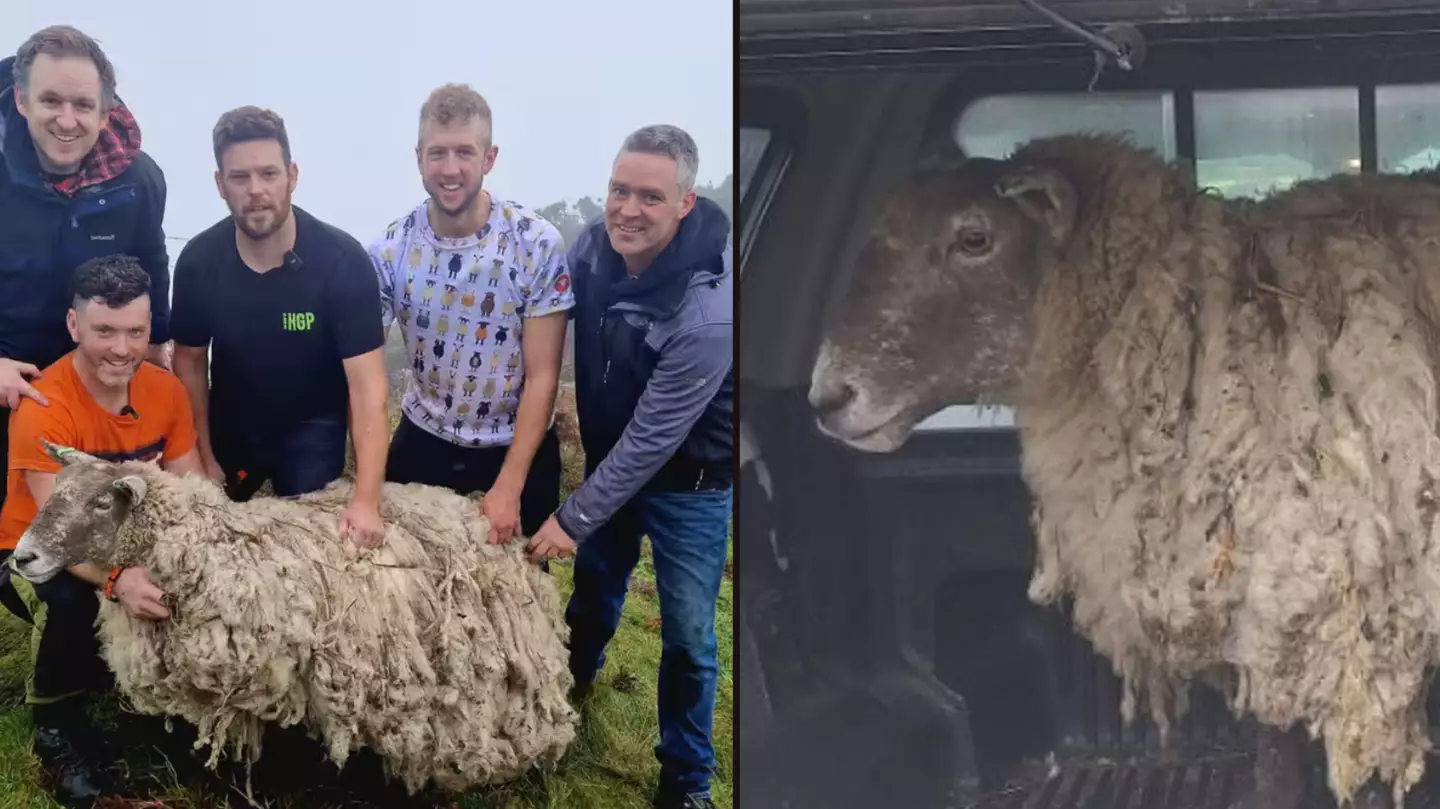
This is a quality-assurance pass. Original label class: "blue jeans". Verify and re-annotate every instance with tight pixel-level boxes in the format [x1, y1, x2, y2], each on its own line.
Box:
[565, 487, 733, 798]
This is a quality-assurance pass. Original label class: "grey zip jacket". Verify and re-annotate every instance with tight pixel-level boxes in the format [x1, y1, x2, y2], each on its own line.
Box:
[555, 197, 734, 542]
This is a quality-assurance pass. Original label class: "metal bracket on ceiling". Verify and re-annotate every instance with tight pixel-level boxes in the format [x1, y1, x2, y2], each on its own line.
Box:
[1015, 0, 1148, 89]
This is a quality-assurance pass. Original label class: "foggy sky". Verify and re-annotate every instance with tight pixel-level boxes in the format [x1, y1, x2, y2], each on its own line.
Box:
[4, 1, 735, 248]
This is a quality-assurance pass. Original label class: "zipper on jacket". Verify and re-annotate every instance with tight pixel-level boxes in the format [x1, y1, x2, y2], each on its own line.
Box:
[600, 313, 611, 385]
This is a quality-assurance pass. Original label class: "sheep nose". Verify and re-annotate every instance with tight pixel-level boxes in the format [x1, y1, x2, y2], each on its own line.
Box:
[10, 550, 36, 568]
[809, 379, 857, 417]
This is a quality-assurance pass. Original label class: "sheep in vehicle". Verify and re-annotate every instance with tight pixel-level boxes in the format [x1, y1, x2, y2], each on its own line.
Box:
[808, 132, 1440, 807]
[7, 441, 578, 795]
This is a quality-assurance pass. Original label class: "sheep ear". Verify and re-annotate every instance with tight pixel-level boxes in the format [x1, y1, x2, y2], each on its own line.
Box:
[111, 475, 148, 505]
[45, 441, 100, 467]
[995, 164, 1077, 246]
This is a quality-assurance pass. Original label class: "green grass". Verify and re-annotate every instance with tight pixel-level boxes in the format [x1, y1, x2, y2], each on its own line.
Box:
[0, 385, 734, 808]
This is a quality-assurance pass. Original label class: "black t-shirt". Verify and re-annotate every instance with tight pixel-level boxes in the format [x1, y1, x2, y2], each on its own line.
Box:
[170, 206, 384, 439]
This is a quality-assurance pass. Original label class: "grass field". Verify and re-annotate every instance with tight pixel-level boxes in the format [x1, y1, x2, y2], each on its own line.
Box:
[0, 381, 733, 808]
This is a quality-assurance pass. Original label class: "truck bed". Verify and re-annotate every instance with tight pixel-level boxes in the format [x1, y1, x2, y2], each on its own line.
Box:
[968, 747, 1440, 809]
[971, 748, 1254, 809]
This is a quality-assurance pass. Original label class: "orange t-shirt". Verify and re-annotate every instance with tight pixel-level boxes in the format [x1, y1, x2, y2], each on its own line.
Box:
[0, 352, 198, 550]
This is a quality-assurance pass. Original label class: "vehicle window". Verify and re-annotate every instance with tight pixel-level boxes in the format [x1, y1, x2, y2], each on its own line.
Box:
[741, 126, 773, 203]
[1377, 84, 1440, 172]
[1195, 88, 1360, 198]
[954, 91, 1178, 160]
[740, 125, 791, 275]
[930, 92, 1174, 432]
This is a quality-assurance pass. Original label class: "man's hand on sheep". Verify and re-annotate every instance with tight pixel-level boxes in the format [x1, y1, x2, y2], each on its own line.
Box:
[482, 483, 522, 546]
[527, 516, 576, 564]
[339, 497, 385, 549]
[0, 358, 47, 410]
[114, 567, 171, 621]
[202, 456, 226, 487]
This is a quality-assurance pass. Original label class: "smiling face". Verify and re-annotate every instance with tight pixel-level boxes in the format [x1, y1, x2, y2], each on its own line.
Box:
[605, 151, 696, 271]
[13, 53, 105, 175]
[216, 139, 297, 241]
[808, 159, 1078, 452]
[67, 292, 151, 389]
[418, 116, 496, 219]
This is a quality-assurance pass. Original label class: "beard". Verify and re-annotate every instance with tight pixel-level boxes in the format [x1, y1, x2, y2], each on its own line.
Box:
[231, 195, 293, 241]
[85, 352, 140, 389]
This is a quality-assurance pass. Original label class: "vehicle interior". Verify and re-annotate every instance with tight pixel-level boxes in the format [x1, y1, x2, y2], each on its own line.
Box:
[738, 2, 1440, 808]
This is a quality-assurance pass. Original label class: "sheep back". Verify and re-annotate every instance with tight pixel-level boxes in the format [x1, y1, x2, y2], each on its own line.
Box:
[93, 470, 577, 795]
[1014, 135, 1440, 805]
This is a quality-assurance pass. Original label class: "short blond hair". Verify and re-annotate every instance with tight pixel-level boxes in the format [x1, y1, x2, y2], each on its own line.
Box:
[418, 83, 493, 148]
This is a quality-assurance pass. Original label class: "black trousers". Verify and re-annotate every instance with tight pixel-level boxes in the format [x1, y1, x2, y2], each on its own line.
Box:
[0, 550, 111, 704]
[384, 415, 563, 537]
[212, 417, 349, 502]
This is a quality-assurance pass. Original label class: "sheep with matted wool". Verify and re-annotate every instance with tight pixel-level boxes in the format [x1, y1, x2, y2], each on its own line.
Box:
[809, 132, 1440, 807]
[7, 441, 578, 795]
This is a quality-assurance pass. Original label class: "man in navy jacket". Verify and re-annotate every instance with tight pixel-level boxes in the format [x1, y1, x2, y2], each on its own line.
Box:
[0, 26, 172, 412]
[528, 125, 733, 809]
[0, 28, 171, 391]
[0, 25, 170, 804]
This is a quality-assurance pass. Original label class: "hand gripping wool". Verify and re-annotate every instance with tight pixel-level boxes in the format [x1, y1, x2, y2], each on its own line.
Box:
[808, 133, 1440, 807]
[10, 445, 578, 795]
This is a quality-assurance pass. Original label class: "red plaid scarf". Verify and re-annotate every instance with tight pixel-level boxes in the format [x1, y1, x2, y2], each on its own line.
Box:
[49, 104, 142, 197]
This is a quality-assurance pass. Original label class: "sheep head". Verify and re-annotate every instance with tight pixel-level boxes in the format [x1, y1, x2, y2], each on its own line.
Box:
[8, 441, 150, 583]
[808, 157, 1077, 452]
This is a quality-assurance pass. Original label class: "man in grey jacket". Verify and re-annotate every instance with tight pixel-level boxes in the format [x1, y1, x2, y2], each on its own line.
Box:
[527, 124, 732, 809]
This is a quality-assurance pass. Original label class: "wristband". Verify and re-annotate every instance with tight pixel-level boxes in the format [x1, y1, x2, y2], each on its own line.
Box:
[104, 566, 126, 602]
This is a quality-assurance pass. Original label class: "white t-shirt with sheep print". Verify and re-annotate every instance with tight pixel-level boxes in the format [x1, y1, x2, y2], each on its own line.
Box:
[369, 196, 574, 448]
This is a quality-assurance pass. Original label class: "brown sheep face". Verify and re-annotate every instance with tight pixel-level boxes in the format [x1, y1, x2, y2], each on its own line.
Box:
[8, 443, 148, 583]
[808, 160, 1077, 452]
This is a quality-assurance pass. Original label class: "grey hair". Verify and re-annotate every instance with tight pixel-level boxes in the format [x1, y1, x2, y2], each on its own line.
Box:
[13, 25, 117, 109]
[617, 124, 699, 193]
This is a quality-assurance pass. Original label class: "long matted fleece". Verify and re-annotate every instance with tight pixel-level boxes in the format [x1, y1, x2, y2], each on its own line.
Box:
[1013, 134, 1440, 806]
[90, 470, 577, 795]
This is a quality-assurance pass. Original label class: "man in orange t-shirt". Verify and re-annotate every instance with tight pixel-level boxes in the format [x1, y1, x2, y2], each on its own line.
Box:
[0, 255, 203, 803]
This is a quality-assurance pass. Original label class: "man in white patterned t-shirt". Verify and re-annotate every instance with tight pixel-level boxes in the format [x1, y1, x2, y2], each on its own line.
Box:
[368, 83, 573, 547]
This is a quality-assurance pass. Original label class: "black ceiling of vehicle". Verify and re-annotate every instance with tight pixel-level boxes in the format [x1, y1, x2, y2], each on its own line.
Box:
[741, 0, 1440, 75]
[741, 0, 1440, 38]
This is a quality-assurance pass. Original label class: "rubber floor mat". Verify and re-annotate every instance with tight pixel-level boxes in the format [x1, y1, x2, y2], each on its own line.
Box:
[968, 751, 1253, 809]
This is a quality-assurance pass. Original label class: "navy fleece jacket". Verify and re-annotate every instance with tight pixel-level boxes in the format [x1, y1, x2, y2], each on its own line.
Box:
[0, 55, 171, 369]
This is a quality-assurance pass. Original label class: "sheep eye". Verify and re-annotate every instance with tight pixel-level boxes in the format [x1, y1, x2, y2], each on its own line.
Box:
[93, 493, 114, 510]
[956, 229, 993, 256]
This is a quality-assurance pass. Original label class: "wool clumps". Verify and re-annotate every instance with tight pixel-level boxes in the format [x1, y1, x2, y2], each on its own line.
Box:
[87, 468, 577, 795]
[1013, 134, 1440, 806]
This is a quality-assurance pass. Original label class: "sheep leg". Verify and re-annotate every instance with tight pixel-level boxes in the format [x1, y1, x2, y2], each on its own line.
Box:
[1247, 724, 1305, 809]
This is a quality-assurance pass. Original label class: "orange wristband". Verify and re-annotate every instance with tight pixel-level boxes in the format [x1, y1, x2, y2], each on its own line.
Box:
[104, 566, 126, 602]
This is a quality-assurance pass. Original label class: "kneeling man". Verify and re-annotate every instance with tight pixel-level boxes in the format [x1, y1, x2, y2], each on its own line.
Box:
[0, 254, 203, 804]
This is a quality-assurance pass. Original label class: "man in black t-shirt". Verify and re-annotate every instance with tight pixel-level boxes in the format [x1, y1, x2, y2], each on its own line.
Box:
[170, 106, 389, 547]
